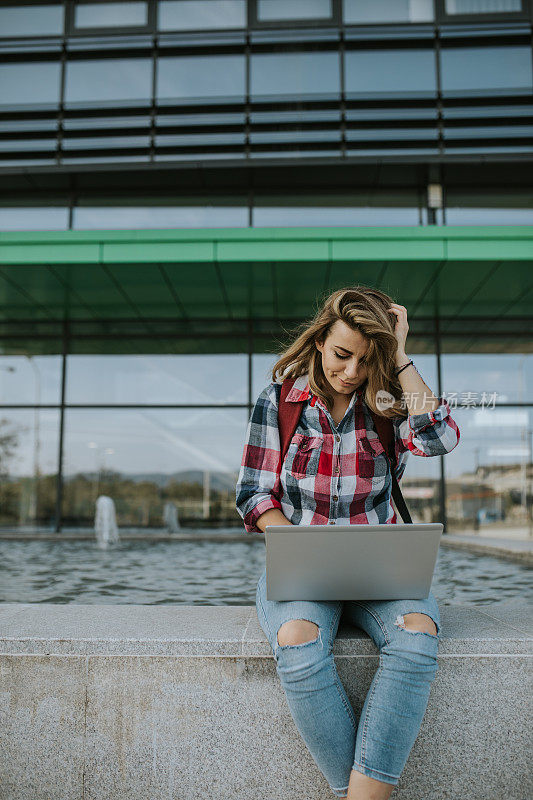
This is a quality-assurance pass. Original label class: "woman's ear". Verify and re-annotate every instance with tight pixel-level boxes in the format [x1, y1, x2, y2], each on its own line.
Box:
[315, 339, 323, 354]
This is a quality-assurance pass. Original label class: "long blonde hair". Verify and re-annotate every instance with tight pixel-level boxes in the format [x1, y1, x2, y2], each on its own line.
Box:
[271, 285, 408, 419]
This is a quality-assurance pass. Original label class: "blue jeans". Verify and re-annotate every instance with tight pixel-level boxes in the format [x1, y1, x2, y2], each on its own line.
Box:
[255, 566, 441, 796]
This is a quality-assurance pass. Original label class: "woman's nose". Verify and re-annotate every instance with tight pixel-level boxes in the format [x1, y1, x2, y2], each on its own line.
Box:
[344, 361, 359, 377]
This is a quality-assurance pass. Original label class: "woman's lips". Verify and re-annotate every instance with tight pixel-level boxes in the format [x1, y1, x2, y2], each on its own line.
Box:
[339, 378, 357, 387]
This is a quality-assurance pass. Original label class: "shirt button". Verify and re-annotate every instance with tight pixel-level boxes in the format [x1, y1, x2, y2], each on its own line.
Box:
[333, 495, 338, 501]
[329, 520, 335, 525]
[336, 435, 341, 442]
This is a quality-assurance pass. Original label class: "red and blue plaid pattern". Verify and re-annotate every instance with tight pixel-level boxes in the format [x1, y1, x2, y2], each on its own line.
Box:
[236, 373, 460, 534]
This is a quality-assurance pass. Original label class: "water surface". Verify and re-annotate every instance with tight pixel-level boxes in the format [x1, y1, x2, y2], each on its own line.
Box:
[0, 530, 530, 606]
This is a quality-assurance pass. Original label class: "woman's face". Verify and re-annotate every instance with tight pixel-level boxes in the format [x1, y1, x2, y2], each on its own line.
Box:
[315, 320, 370, 399]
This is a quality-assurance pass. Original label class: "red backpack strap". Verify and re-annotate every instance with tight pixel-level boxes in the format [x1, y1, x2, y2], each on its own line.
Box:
[368, 410, 395, 465]
[277, 377, 305, 477]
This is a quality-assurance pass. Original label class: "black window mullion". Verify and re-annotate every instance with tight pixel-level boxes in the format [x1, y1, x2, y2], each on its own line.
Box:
[339, 27, 346, 157]
[54, 320, 68, 533]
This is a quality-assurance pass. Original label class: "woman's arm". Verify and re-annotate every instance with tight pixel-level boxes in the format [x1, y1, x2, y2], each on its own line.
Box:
[392, 399, 460, 458]
[388, 303, 460, 457]
[235, 383, 288, 534]
[394, 348, 439, 416]
[256, 508, 293, 531]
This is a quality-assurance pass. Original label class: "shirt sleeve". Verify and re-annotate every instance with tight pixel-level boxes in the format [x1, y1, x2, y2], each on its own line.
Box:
[392, 397, 461, 460]
[235, 382, 283, 534]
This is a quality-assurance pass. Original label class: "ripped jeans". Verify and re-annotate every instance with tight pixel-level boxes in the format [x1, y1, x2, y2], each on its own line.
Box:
[255, 566, 441, 796]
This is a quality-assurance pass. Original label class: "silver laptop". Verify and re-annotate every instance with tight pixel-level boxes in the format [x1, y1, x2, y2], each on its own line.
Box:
[265, 523, 443, 601]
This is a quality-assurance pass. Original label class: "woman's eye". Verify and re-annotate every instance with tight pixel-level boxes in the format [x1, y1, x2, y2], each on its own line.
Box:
[334, 351, 365, 365]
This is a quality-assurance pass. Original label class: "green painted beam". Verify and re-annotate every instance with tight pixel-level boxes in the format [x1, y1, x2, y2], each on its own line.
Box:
[0, 226, 531, 265]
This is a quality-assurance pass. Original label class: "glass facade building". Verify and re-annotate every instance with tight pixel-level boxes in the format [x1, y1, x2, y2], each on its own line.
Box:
[0, 0, 531, 533]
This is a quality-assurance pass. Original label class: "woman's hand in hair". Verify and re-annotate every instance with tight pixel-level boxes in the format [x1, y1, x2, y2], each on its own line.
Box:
[388, 303, 409, 363]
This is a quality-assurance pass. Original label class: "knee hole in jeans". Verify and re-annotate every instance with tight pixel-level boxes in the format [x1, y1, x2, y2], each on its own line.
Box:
[277, 619, 320, 647]
[394, 612, 439, 638]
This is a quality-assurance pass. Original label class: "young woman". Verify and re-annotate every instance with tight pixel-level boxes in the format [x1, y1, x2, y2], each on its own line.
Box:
[235, 286, 460, 800]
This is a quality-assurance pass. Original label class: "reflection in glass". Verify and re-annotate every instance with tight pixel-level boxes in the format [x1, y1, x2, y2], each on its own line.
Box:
[442, 354, 532, 406]
[0, 355, 62, 405]
[66, 354, 248, 404]
[0, 410, 59, 528]
[0, 4, 64, 36]
[252, 353, 278, 401]
[250, 130, 339, 145]
[345, 49, 436, 94]
[73, 205, 248, 229]
[343, 0, 434, 23]
[0, 208, 69, 231]
[253, 206, 420, 226]
[445, 0, 521, 12]
[156, 132, 245, 148]
[75, 2, 148, 27]
[445, 208, 533, 225]
[258, 0, 332, 20]
[440, 46, 532, 92]
[445, 406, 532, 533]
[159, 0, 246, 30]
[65, 59, 152, 104]
[158, 55, 245, 101]
[0, 63, 61, 106]
[251, 52, 339, 97]
[62, 408, 247, 525]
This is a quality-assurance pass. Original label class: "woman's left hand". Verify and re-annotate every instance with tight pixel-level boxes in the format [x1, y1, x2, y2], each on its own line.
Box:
[388, 303, 409, 358]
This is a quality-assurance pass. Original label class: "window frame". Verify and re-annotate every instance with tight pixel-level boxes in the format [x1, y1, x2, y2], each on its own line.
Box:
[65, 0, 156, 37]
[435, 0, 531, 25]
[248, 0, 342, 29]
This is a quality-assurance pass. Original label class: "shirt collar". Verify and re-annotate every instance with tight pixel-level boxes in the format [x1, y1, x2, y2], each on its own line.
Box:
[284, 373, 365, 404]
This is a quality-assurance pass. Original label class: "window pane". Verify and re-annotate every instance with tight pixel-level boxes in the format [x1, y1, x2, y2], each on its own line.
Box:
[252, 353, 278, 401]
[343, 0, 434, 23]
[61, 410, 247, 477]
[73, 205, 248, 229]
[446, 207, 533, 225]
[0, 410, 60, 528]
[0, 208, 69, 231]
[258, 0, 333, 21]
[442, 354, 532, 405]
[62, 408, 247, 523]
[158, 55, 245, 102]
[251, 52, 339, 97]
[0, 4, 64, 36]
[0, 62, 61, 106]
[75, 2, 148, 28]
[65, 59, 152, 104]
[445, 406, 532, 534]
[445, 0, 521, 13]
[158, 0, 246, 30]
[440, 46, 532, 93]
[253, 205, 420, 226]
[66, 354, 248, 404]
[0, 355, 62, 405]
[345, 49, 436, 94]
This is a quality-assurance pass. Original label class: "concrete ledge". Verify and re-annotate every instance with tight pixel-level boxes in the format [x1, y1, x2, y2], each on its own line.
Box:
[1, 601, 532, 800]
[440, 533, 533, 566]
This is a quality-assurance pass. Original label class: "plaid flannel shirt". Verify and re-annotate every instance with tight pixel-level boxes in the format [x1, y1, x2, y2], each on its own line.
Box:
[235, 373, 460, 534]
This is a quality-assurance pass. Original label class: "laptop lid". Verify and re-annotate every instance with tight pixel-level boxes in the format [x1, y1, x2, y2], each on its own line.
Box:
[265, 523, 443, 601]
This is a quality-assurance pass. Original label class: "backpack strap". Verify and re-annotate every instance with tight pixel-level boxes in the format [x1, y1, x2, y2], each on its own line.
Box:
[277, 377, 412, 524]
[277, 378, 305, 478]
